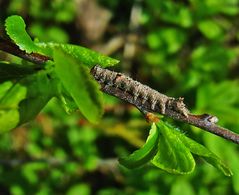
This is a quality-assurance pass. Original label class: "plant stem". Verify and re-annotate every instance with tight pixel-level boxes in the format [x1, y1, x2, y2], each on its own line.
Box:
[0, 37, 51, 64]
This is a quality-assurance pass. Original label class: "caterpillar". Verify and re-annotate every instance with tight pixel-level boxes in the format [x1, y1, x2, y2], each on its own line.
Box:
[91, 65, 189, 117]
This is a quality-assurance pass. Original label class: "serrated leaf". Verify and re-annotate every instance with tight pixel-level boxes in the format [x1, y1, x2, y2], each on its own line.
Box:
[151, 122, 195, 174]
[174, 130, 232, 176]
[53, 49, 103, 123]
[0, 81, 27, 132]
[119, 123, 159, 169]
[0, 62, 36, 83]
[37, 42, 119, 68]
[5, 15, 39, 53]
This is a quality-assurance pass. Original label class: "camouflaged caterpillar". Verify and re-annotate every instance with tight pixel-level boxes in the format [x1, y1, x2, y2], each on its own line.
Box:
[91, 65, 189, 117]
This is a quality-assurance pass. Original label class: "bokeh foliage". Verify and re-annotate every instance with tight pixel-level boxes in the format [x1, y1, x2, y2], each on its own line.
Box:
[0, 0, 239, 194]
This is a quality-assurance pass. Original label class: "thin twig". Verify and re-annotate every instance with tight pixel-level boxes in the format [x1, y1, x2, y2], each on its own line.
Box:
[0, 37, 51, 64]
[1, 37, 239, 144]
[91, 66, 239, 145]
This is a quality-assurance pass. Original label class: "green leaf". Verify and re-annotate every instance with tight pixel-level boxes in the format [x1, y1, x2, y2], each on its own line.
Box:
[18, 71, 57, 124]
[198, 20, 223, 39]
[0, 81, 27, 132]
[58, 85, 78, 114]
[227, 148, 239, 191]
[169, 179, 195, 195]
[196, 81, 239, 125]
[67, 184, 91, 195]
[53, 49, 103, 123]
[119, 123, 159, 169]
[37, 42, 119, 68]
[5, 15, 39, 53]
[175, 131, 232, 176]
[146, 28, 186, 54]
[0, 81, 13, 99]
[151, 122, 195, 174]
[29, 24, 69, 43]
[0, 62, 36, 83]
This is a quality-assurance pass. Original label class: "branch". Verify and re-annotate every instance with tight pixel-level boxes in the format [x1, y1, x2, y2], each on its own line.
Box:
[0, 37, 51, 64]
[1, 37, 239, 144]
[91, 66, 239, 144]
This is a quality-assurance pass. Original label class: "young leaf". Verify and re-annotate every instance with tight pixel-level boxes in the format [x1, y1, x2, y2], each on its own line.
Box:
[53, 49, 103, 123]
[0, 81, 27, 132]
[174, 130, 233, 176]
[5, 15, 39, 53]
[37, 42, 119, 68]
[0, 62, 36, 83]
[151, 122, 195, 174]
[119, 123, 159, 169]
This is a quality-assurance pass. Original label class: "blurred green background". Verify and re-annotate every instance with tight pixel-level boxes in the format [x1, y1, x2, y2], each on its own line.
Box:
[0, 0, 239, 194]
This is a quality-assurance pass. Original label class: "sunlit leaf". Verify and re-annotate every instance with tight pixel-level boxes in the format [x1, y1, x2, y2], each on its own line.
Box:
[5, 15, 39, 53]
[147, 1, 192, 27]
[175, 130, 232, 176]
[53, 49, 103, 123]
[0, 81, 27, 132]
[0, 81, 13, 99]
[146, 28, 186, 54]
[162, 123, 233, 177]
[198, 20, 223, 39]
[67, 184, 91, 195]
[119, 123, 159, 169]
[37, 42, 119, 68]
[151, 122, 195, 174]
